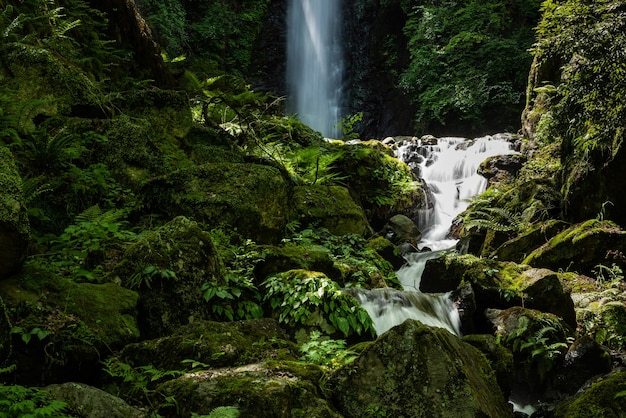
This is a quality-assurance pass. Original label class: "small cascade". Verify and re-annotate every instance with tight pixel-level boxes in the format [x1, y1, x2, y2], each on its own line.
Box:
[351, 134, 518, 337]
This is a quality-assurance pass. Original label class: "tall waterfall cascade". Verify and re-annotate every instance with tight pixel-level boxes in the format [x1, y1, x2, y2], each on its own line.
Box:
[286, 0, 343, 138]
[351, 134, 518, 336]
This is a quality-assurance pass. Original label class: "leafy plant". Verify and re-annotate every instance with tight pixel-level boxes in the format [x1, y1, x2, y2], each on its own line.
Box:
[10, 326, 50, 345]
[0, 384, 68, 417]
[299, 331, 358, 370]
[263, 270, 374, 337]
[337, 112, 363, 141]
[102, 357, 183, 408]
[128, 265, 178, 290]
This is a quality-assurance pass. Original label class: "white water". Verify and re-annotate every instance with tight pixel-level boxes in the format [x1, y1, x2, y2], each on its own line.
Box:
[286, 0, 343, 138]
[351, 134, 518, 337]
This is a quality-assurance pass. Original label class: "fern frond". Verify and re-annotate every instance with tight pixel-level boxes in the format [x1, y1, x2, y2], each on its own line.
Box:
[74, 204, 102, 223]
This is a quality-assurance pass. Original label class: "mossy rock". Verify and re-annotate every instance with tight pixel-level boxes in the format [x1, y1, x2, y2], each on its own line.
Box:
[154, 360, 341, 417]
[142, 163, 290, 244]
[486, 307, 573, 393]
[326, 141, 426, 229]
[0, 147, 30, 279]
[492, 219, 569, 263]
[112, 216, 224, 338]
[0, 43, 99, 131]
[554, 371, 626, 418]
[44, 382, 144, 418]
[462, 334, 514, 397]
[254, 243, 340, 281]
[366, 236, 406, 271]
[290, 185, 370, 236]
[118, 319, 297, 372]
[329, 320, 512, 418]
[0, 262, 139, 385]
[578, 299, 626, 351]
[522, 219, 626, 275]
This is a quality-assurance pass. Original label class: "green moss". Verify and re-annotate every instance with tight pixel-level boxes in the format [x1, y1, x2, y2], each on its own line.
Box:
[554, 372, 626, 418]
[290, 185, 369, 236]
[144, 163, 290, 243]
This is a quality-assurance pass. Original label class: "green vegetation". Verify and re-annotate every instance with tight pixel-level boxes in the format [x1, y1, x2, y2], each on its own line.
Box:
[400, 0, 542, 132]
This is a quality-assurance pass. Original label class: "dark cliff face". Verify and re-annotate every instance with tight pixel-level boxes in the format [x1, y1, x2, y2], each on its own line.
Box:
[342, 0, 414, 139]
[249, 0, 288, 96]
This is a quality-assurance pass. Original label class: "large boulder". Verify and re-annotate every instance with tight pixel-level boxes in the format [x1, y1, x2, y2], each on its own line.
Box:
[553, 371, 626, 418]
[112, 216, 224, 338]
[44, 382, 143, 418]
[0, 147, 30, 279]
[0, 263, 139, 385]
[329, 320, 513, 418]
[522, 219, 626, 275]
[290, 185, 370, 235]
[118, 319, 297, 371]
[142, 163, 290, 244]
[154, 361, 340, 417]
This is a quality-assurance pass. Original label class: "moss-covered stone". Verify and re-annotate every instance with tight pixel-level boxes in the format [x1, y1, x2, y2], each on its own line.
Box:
[522, 219, 626, 275]
[290, 185, 369, 235]
[143, 163, 290, 244]
[0, 261, 139, 385]
[492, 219, 569, 263]
[329, 320, 512, 418]
[0, 147, 30, 279]
[366, 236, 405, 270]
[119, 318, 297, 371]
[554, 371, 626, 418]
[326, 141, 426, 229]
[254, 243, 340, 281]
[462, 334, 514, 397]
[112, 216, 223, 338]
[154, 361, 341, 417]
[44, 382, 144, 418]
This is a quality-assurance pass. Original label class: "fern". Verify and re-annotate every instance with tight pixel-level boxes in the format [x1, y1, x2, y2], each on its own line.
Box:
[463, 207, 520, 233]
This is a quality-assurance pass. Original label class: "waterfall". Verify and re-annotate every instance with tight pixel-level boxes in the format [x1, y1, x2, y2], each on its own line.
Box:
[351, 134, 518, 337]
[286, 0, 343, 138]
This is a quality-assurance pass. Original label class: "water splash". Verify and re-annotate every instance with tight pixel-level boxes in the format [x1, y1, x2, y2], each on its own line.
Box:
[286, 0, 343, 138]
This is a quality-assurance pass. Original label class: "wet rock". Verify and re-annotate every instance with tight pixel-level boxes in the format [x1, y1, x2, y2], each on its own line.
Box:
[378, 214, 422, 247]
[478, 153, 525, 187]
[329, 320, 513, 418]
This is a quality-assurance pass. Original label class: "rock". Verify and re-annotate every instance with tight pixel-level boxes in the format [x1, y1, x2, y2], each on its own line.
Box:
[478, 153, 525, 187]
[492, 220, 569, 263]
[462, 333, 514, 398]
[366, 236, 406, 270]
[517, 268, 576, 329]
[113, 216, 224, 338]
[118, 319, 297, 372]
[290, 185, 370, 235]
[254, 244, 339, 281]
[578, 296, 626, 351]
[154, 361, 340, 417]
[0, 263, 139, 385]
[522, 219, 626, 276]
[44, 382, 144, 418]
[142, 163, 290, 244]
[553, 371, 626, 418]
[0, 147, 30, 279]
[329, 320, 513, 418]
[552, 336, 612, 397]
[487, 307, 573, 394]
[378, 214, 422, 247]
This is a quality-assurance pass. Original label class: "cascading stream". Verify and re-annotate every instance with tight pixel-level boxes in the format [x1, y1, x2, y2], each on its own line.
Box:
[351, 134, 518, 337]
[286, 0, 343, 138]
